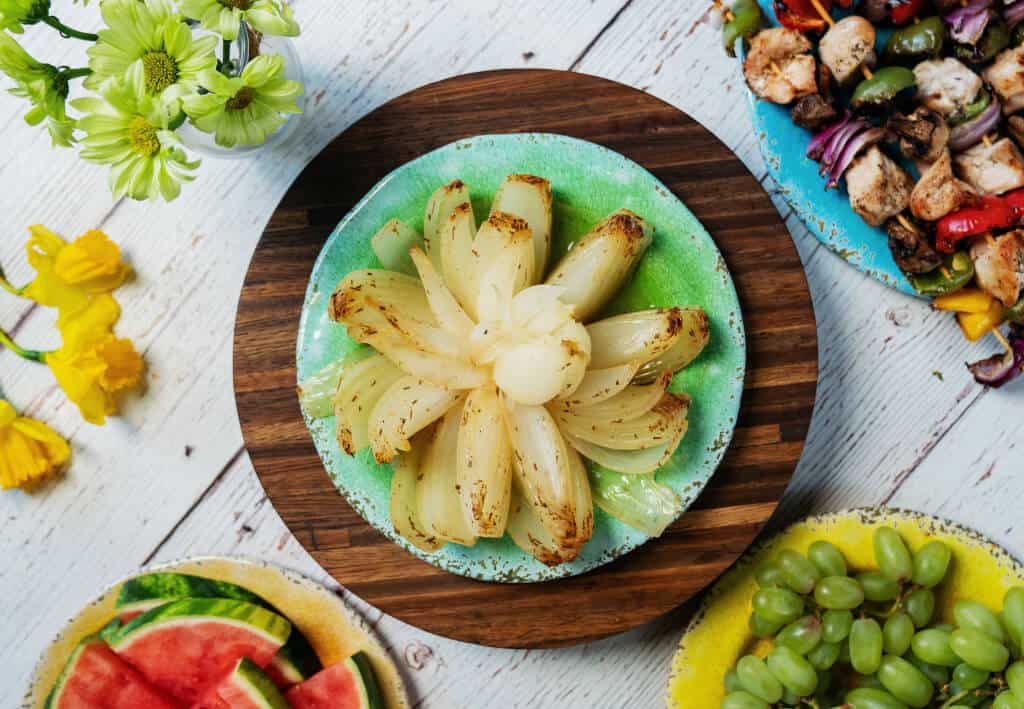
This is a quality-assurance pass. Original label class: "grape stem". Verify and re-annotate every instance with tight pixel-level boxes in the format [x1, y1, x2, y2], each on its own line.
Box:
[939, 690, 970, 708]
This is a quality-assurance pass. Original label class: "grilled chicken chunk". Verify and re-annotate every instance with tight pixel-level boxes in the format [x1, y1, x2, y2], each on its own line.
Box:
[846, 146, 915, 227]
[953, 138, 1024, 196]
[887, 107, 949, 163]
[970, 231, 1024, 306]
[885, 217, 942, 274]
[1008, 115, 1024, 150]
[914, 58, 984, 117]
[744, 28, 818, 105]
[911, 150, 979, 221]
[983, 46, 1024, 115]
[819, 16, 877, 85]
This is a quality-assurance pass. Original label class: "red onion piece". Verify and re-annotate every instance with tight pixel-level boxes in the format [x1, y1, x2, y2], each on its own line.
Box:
[1005, 0, 1024, 26]
[807, 114, 852, 161]
[946, 0, 994, 43]
[822, 120, 866, 172]
[967, 334, 1024, 387]
[826, 127, 886, 189]
[949, 96, 1002, 150]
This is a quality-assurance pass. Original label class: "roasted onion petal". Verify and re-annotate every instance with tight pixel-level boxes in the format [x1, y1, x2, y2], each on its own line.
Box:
[634, 308, 710, 382]
[589, 465, 681, 538]
[440, 202, 480, 320]
[351, 329, 488, 390]
[371, 219, 423, 276]
[544, 210, 653, 323]
[330, 269, 436, 325]
[506, 485, 582, 566]
[409, 247, 475, 338]
[390, 439, 445, 553]
[556, 370, 672, 421]
[457, 384, 513, 538]
[490, 174, 552, 280]
[416, 401, 478, 546]
[475, 212, 535, 322]
[555, 392, 690, 451]
[334, 287, 462, 357]
[494, 337, 573, 405]
[559, 361, 643, 405]
[552, 319, 592, 398]
[586, 308, 686, 369]
[334, 352, 406, 454]
[424, 180, 470, 272]
[369, 376, 462, 463]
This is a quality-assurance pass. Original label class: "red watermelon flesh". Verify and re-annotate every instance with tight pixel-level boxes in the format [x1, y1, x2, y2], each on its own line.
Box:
[48, 638, 180, 709]
[284, 654, 378, 709]
[193, 657, 289, 709]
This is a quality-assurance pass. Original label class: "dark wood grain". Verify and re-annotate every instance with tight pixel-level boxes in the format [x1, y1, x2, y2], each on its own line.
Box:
[234, 70, 818, 648]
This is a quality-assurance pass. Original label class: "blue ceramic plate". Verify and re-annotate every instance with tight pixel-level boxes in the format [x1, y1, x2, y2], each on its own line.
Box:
[747, 0, 919, 295]
[296, 133, 746, 582]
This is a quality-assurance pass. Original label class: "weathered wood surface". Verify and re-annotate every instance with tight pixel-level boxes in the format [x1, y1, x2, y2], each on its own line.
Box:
[1, 2, 1020, 707]
[235, 68, 817, 648]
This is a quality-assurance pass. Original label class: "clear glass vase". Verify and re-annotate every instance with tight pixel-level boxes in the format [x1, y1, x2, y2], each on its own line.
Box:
[178, 22, 305, 159]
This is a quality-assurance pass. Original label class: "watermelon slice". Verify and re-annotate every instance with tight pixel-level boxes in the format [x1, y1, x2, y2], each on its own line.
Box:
[195, 657, 290, 709]
[284, 653, 383, 709]
[44, 636, 179, 709]
[107, 598, 291, 704]
[115, 571, 321, 688]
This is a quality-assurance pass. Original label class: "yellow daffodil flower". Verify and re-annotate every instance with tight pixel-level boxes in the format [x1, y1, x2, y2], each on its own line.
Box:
[0, 400, 70, 490]
[21, 225, 131, 315]
[44, 295, 144, 425]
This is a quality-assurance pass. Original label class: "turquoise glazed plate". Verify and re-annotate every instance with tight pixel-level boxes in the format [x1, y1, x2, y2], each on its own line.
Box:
[747, 0, 918, 296]
[296, 133, 746, 582]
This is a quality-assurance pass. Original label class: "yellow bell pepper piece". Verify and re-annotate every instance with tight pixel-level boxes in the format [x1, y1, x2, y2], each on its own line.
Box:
[958, 301, 1005, 341]
[934, 288, 995, 314]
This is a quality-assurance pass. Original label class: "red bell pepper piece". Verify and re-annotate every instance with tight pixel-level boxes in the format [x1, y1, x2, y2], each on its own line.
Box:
[935, 194, 1021, 252]
[774, 0, 831, 31]
[890, 0, 927, 25]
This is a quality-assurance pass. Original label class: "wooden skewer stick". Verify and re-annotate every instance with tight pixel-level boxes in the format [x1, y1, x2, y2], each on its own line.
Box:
[806, 0, 873, 79]
[983, 134, 993, 147]
[725, 9, 735, 22]
[992, 326, 1014, 355]
[940, 266, 952, 279]
[987, 232, 998, 247]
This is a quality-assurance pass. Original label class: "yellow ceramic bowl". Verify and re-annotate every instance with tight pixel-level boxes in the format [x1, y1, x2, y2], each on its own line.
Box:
[666, 508, 1024, 708]
[25, 556, 408, 709]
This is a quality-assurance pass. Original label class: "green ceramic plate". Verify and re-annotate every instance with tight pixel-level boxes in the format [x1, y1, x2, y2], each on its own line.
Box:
[297, 133, 746, 582]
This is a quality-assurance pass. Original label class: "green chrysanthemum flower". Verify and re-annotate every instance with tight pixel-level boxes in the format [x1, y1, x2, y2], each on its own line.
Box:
[86, 0, 216, 102]
[72, 61, 199, 201]
[0, 0, 49, 33]
[0, 32, 76, 146]
[182, 54, 301, 148]
[179, 0, 298, 41]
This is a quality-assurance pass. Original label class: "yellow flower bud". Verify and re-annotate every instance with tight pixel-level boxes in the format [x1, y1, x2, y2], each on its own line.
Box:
[0, 401, 70, 490]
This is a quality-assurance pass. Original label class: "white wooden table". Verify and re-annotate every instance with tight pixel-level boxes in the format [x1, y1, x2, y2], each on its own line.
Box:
[2, 2, 1020, 706]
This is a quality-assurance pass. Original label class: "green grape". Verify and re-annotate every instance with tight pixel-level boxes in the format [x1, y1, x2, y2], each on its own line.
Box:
[807, 641, 841, 670]
[721, 690, 770, 709]
[776, 615, 822, 656]
[874, 527, 914, 582]
[904, 588, 936, 628]
[884, 612, 915, 656]
[906, 651, 950, 685]
[776, 549, 820, 594]
[823, 609, 854, 643]
[755, 560, 786, 588]
[951, 627, 1011, 672]
[736, 655, 783, 703]
[956, 599, 1007, 642]
[934, 623, 956, 633]
[911, 628, 960, 667]
[779, 686, 800, 705]
[724, 667, 744, 693]
[953, 662, 991, 691]
[808, 540, 847, 578]
[1006, 660, 1024, 697]
[815, 576, 865, 610]
[994, 691, 1024, 709]
[876, 655, 933, 708]
[1004, 588, 1024, 651]
[767, 645, 818, 697]
[845, 687, 912, 709]
[851, 618, 885, 675]
[749, 612, 783, 639]
[752, 587, 804, 625]
[911, 540, 951, 588]
[859, 571, 901, 602]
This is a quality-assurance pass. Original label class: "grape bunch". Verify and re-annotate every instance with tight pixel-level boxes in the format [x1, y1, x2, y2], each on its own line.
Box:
[721, 528, 1024, 709]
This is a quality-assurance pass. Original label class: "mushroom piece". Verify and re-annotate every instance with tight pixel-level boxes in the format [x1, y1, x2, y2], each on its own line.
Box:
[910, 150, 979, 222]
[885, 218, 943, 275]
[953, 138, 1024, 196]
[818, 16, 877, 85]
[887, 107, 950, 163]
[970, 231, 1024, 306]
[983, 45, 1024, 115]
[845, 146, 915, 227]
[743, 28, 818, 105]
[914, 57, 984, 118]
[791, 64, 839, 130]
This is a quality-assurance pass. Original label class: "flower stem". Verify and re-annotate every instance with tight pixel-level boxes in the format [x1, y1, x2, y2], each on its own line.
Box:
[221, 38, 233, 74]
[0, 328, 44, 363]
[0, 268, 24, 297]
[60, 67, 93, 81]
[42, 16, 99, 42]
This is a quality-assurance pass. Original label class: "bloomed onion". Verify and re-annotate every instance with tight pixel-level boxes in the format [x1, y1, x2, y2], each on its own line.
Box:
[368, 376, 462, 463]
[456, 384, 513, 538]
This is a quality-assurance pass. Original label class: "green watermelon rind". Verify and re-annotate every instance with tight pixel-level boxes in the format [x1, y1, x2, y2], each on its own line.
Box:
[43, 636, 98, 709]
[108, 597, 292, 651]
[350, 652, 385, 709]
[230, 657, 292, 709]
[114, 571, 321, 682]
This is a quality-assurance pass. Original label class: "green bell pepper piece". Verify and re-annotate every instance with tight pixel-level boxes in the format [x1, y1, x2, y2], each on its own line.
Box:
[909, 252, 975, 296]
[954, 18, 1010, 65]
[851, 66, 917, 109]
[884, 16, 945, 60]
[722, 0, 763, 57]
[1005, 295, 1024, 324]
[948, 88, 991, 127]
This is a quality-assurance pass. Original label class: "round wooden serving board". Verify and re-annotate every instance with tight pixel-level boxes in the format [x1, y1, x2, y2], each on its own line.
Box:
[234, 69, 818, 648]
